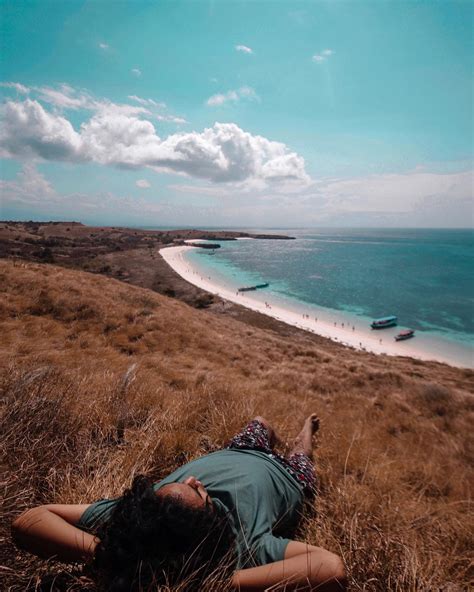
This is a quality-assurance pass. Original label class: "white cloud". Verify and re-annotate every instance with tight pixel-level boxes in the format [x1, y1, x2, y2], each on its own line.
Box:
[2, 160, 471, 229]
[0, 82, 30, 94]
[312, 49, 335, 63]
[0, 164, 168, 221]
[156, 114, 187, 124]
[93, 101, 151, 117]
[127, 97, 185, 121]
[0, 98, 309, 187]
[0, 163, 55, 205]
[0, 99, 83, 161]
[99, 42, 109, 50]
[235, 44, 253, 54]
[128, 95, 166, 108]
[288, 169, 474, 227]
[36, 84, 93, 110]
[206, 86, 259, 107]
[168, 183, 231, 196]
[136, 179, 151, 188]
[317, 170, 473, 213]
[1, 82, 187, 125]
[131, 68, 142, 77]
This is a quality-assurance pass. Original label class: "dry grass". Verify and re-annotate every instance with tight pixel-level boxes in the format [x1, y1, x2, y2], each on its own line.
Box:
[1, 259, 473, 591]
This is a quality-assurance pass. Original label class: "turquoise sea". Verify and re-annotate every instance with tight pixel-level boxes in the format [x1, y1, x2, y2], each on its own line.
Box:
[183, 228, 473, 365]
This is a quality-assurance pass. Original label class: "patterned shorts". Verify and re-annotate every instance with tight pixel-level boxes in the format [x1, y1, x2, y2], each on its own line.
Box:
[226, 419, 316, 495]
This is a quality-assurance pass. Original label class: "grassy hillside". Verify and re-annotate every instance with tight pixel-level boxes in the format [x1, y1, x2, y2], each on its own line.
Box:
[1, 259, 473, 591]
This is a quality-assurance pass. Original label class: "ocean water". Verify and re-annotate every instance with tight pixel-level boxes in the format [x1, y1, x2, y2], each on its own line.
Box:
[185, 229, 474, 355]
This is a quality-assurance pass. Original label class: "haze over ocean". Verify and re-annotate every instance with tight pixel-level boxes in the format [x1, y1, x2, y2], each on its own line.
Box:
[184, 228, 473, 354]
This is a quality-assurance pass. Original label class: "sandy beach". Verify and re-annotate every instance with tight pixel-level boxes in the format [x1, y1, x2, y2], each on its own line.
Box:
[161, 244, 473, 368]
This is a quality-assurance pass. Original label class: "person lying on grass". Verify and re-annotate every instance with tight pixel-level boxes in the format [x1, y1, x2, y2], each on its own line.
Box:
[12, 414, 347, 591]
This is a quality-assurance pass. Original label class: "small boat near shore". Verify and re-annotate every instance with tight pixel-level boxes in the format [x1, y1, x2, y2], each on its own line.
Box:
[238, 282, 270, 292]
[395, 329, 415, 341]
[371, 315, 398, 329]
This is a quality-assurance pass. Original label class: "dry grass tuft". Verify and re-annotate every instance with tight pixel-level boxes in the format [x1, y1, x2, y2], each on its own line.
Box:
[1, 260, 473, 590]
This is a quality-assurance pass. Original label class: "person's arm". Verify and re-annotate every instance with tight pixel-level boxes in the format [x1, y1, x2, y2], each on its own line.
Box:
[232, 541, 347, 592]
[11, 504, 98, 563]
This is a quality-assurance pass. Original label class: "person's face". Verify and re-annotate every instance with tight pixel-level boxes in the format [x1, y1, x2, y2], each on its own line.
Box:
[157, 476, 213, 510]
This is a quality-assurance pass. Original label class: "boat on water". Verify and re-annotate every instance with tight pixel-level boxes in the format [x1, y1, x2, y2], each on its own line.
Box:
[395, 329, 415, 341]
[371, 315, 398, 329]
[238, 282, 270, 292]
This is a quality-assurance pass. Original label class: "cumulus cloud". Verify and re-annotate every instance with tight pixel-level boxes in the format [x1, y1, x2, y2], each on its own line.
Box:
[1, 81, 187, 128]
[131, 68, 142, 77]
[0, 98, 309, 187]
[136, 179, 151, 188]
[206, 86, 259, 107]
[235, 44, 253, 54]
[0, 99, 83, 161]
[312, 49, 334, 63]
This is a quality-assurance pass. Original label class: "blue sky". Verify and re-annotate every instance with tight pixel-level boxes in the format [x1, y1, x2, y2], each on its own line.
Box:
[0, 0, 472, 227]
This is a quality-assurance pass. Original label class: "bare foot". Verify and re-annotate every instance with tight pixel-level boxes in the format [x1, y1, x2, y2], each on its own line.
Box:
[305, 413, 320, 435]
[290, 413, 320, 459]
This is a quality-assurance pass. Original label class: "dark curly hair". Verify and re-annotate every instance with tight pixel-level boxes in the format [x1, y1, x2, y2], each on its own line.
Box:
[92, 475, 236, 591]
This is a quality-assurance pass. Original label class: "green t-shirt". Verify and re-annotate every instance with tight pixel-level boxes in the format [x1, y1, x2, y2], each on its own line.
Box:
[77, 449, 304, 567]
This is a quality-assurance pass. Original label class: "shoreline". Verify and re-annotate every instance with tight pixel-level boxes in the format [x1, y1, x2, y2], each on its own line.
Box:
[160, 245, 473, 369]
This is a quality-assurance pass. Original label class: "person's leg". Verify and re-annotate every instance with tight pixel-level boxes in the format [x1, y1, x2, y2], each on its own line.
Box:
[253, 416, 281, 448]
[289, 413, 320, 460]
[227, 417, 278, 453]
[271, 414, 319, 495]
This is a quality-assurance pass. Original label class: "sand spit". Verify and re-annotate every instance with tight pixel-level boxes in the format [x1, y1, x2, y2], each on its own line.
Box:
[160, 245, 472, 368]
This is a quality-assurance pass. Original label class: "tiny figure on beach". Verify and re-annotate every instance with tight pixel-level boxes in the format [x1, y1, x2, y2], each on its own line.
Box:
[12, 415, 346, 591]
[334, 322, 337, 327]
[352, 326, 355, 331]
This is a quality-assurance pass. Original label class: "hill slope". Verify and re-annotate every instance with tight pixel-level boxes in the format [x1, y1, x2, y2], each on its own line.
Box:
[1, 259, 473, 591]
